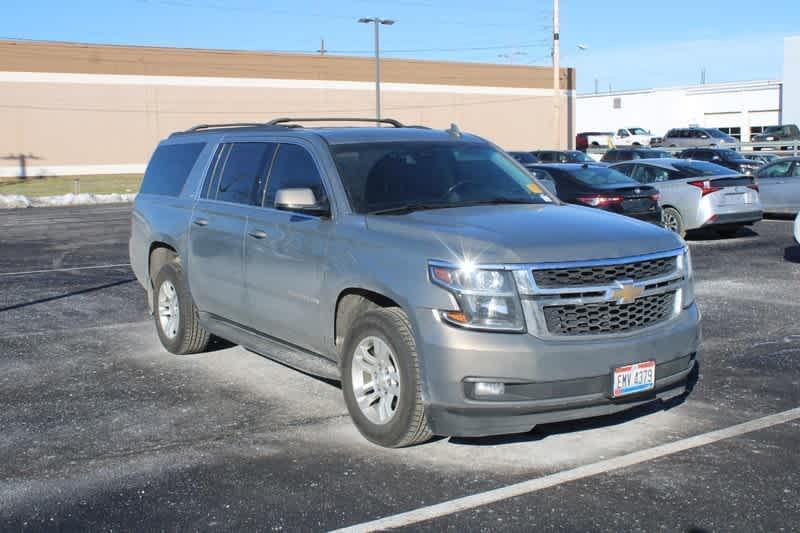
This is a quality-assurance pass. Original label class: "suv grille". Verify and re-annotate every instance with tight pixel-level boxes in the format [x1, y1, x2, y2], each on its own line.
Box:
[532, 256, 677, 288]
[543, 292, 676, 336]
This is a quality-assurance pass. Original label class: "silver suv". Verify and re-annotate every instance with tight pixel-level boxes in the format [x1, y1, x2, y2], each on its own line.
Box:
[130, 118, 701, 447]
[662, 127, 738, 148]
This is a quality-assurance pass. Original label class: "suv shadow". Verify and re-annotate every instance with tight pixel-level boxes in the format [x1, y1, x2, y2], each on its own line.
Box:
[784, 245, 800, 264]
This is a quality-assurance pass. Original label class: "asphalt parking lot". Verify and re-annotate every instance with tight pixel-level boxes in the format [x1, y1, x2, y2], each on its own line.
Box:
[1, 204, 799, 531]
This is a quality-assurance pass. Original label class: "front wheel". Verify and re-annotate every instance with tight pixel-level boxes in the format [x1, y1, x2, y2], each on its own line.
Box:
[662, 207, 686, 238]
[341, 308, 433, 448]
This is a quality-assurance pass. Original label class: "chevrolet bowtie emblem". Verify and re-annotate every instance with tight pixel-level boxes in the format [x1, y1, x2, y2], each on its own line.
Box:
[611, 284, 644, 305]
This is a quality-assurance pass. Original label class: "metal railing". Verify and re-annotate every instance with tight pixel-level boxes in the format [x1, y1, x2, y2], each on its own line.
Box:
[586, 140, 800, 159]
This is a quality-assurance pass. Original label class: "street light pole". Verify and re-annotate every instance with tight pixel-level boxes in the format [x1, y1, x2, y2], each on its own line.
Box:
[552, 0, 560, 148]
[358, 17, 395, 125]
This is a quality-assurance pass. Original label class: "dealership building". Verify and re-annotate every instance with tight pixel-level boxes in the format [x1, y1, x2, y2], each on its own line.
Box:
[577, 36, 800, 143]
[0, 39, 575, 178]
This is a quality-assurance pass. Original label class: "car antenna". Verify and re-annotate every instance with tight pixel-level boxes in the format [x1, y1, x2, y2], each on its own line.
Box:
[446, 123, 462, 138]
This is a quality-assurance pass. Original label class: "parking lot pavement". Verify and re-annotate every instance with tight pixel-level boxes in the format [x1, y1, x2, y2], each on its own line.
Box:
[1, 205, 799, 531]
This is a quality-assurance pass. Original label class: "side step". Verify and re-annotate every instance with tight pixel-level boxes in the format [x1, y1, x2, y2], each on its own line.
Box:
[199, 312, 340, 381]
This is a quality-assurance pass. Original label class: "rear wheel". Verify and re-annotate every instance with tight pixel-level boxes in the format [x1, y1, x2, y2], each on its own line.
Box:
[153, 261, 211, 354]
[662, 207, 685, 238]
[341, 308, 433, 448]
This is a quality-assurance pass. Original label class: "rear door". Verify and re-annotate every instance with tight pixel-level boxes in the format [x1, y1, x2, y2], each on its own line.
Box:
[243, 141, 334, 352]
[757, 160, 794, 212]
[188, 141, 275, 323]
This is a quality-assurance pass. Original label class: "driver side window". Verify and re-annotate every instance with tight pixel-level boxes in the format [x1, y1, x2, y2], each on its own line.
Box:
[760, 161, 792, 178]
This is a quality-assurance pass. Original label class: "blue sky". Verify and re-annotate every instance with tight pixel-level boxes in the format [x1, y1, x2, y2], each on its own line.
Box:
[2, 0, 797, 92]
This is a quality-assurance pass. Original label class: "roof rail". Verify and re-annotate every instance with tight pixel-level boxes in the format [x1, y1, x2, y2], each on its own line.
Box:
[187, 123, 266, 131]
[267, 117, 405, 128]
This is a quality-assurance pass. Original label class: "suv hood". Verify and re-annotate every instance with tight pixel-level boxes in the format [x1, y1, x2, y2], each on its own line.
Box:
[365, 204, 682, 265]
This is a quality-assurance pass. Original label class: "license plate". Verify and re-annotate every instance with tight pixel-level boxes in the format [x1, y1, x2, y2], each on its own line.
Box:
[612, 361, 656, 398]
[721, 192, 745, 205]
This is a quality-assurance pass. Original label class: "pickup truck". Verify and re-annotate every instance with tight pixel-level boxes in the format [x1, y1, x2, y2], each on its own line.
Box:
[613, 127, 654, 147]
[130, 117, 701, 447]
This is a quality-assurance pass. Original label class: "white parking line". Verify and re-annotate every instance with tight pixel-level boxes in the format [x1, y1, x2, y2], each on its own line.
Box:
[0, 263, 131, 277]
[332, 406, 800, 532]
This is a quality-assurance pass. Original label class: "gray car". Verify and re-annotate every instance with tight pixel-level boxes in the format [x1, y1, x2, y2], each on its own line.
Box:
[130, 118, 701, 447]
[754, 157, 800, 214]
[662, 127, 739, 149]
[612, 158, 762, 237]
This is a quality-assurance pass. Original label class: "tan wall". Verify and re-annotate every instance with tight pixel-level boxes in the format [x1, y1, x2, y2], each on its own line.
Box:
[0, 40, 575, 175]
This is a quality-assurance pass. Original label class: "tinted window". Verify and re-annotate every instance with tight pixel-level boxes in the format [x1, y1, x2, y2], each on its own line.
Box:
[264, 144, 328, 209]
[567, 166, 637, 186]
[707, 129, 727, 139]
[331, 141, 553, 214]
[140, 142, 205, 196]
[212, 142, 276, 205]
[759, 161, 793, 178]
[671, 161, 734, 178]
[633, 165, 670, 183]
[692, 150, 714, 161]
[566, 151, 594, 163]
[614, 163, 635, 176]
[600, 151, 617, 163]
[509, 152, 537, 164]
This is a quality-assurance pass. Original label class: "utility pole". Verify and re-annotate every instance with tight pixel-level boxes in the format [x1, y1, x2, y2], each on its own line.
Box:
[317, 38, 327, 55]
[552, 0, 560, 148]
[358, 17, 395, 125]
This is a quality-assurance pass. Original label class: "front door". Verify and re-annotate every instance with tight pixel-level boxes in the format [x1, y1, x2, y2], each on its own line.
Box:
[243, 142, 333, 353]
[758, 160, 795, 212]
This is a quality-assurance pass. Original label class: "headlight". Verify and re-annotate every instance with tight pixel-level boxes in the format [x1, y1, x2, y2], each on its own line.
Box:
[678, 248, 695, 308]
[429, 262, 525, 332]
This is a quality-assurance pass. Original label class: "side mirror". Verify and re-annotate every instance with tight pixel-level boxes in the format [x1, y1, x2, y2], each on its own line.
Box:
[274, 187, 329, 216]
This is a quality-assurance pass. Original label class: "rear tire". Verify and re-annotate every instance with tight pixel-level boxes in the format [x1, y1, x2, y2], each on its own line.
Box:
[662, 207, 686, 238]
[153, 261, 211, 355]
[341, 308, 433, 448]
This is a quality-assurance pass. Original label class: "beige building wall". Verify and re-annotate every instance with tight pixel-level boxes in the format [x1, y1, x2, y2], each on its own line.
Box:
[0, 40, 575, 177]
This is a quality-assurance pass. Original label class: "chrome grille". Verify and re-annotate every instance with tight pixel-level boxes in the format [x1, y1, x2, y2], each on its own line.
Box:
[532, 256, 677, 288]
[543, 292, 676, 336]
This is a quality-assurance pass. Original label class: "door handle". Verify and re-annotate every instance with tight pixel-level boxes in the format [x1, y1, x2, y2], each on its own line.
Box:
[193, 218, 209, 227]
[248, 230, 268, 239]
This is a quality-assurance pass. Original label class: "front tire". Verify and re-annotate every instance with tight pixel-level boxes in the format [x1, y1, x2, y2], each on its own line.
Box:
[153, 261, 211, 355]
[341, 308, 433, 448]
[662, 207, 686, 238]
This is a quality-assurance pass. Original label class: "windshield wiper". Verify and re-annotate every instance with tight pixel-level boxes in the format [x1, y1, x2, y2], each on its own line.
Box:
[368, 203, 455, 215]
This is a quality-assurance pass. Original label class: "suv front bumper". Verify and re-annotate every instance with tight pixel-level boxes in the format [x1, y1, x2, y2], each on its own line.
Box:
[413, 303, 701, 438]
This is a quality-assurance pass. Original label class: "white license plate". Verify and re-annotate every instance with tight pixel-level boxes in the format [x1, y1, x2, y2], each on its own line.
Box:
[721, 192, 746, 205]
[613, 361, 656, 398]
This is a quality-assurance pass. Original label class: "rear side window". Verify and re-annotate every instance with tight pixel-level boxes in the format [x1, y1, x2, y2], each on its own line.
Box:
[140, 142, 205, 196]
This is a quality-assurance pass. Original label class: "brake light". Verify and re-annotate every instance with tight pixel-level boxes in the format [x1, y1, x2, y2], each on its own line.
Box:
[577, 195, 623, 207]
[688, 180, 722, 197]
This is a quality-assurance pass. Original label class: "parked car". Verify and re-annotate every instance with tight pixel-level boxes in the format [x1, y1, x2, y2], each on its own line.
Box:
[507, 151, 540, 165]
[531, 150, 597, 164]
[611, 158, 762, 237]
[613, 127, 653, 147]
[678, 148, 762, 175]
[576, 131, 613, 151]
[744, 153, 780, 165]
[601, 148, 672, 163]
[754, 157, 800, 214]
[528, 163, 662, 224]
[795, 211, 800, 244]
[131, 117, 700, 447]
[662, 127, 738, 148]
[752, 124, 800, 151]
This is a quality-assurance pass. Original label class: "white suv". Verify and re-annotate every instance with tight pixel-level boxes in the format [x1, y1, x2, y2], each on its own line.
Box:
[614, 127, 653, 147]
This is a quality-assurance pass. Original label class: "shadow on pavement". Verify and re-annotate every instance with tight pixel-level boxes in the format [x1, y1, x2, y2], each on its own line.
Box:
[784, 245, 800, 264]
[686, 226, 758, 242]
[0, 278, 135, 312]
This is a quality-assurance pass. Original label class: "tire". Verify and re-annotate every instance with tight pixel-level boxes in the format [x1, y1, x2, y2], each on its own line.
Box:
[341, 308, 433, 448]
[662, 207, 686, 238]
[153, 261, 211, 355]
[716, 225, 742, 238]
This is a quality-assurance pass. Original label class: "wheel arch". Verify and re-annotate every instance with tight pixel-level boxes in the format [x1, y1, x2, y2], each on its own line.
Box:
[334, 288, 402, 355]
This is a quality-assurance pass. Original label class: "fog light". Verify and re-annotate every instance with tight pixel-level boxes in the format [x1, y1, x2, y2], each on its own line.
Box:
[474, 382, 505, 396]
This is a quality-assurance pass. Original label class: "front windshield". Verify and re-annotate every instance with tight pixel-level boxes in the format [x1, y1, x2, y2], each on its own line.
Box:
[707, 129, 727, 138]
[672, 161, 733, 177]
[628, 127, 649, 135]
[718, 149, 741, 160]
[567, 151, 594, 162]
[568, 166, 638, 185]
[331, 142, 553, 214]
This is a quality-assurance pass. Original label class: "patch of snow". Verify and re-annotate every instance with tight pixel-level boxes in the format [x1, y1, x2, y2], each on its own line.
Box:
[0, 193, 136, 209]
